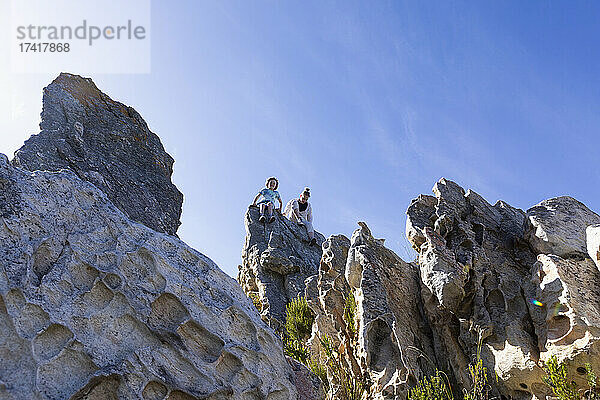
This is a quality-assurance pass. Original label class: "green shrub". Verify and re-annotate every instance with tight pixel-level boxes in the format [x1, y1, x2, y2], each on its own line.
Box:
[248, 292, 262, 312]
[344, 292, 357, 337]
[283, 296, 314, 364]
[317, 334, 365, 400]
[410, 329, 490, 400]
[543, 356, 580, 400]
[463, 354, 489, 400]
[309, 360, 330, 393]
[461, 330, 492, 400]
[285, 296, 314, 343]
[586, 363, 599, 400]
[542, 356, 599, 400]
[284, 337, 310, 364]
[284, 293, 367, 400]
[408, 369, 453, 400]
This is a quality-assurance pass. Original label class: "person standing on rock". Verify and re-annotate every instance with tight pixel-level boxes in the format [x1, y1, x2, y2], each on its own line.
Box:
[252, 177, 282, 223]
[284, 187, 316, 246]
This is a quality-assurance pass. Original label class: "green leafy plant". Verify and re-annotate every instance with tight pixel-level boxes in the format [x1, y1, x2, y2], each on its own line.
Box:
[408, 369, 453, 400]
[543, 356, 579, 400]
[463, 332, 491, 400]
[283, 296, 314, 364]
[248, 292, 262, 312]
[542, 357, 600, 400]
[284, 337, 310, 364]
[284, 293, 367, 399]
[309, 360, 330, 393]
[408, 329, 489, 400]
[586, 363, 599, 400]
[317, 334, 365, 400]
[344, 292, 357, 336]
[284, 296, 314, 343]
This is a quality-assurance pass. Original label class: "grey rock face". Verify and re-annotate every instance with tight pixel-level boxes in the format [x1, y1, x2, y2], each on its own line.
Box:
[238, 206, 324, 330]
[0, 156, 296, 400]
[305, 234, 362, 395]
[287, 356, 324, 400]
[11, 73, 183, 236]
[345, 223, 437, 399]
[407, 178, 546, 399]
[305, 234, 352, 352]
[406, 178, 600, 399]
[305, 225, 436, 399]
[526, 196, 600, 258]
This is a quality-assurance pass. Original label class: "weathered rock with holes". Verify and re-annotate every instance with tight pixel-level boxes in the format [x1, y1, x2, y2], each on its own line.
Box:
[406, 178, 547, 399]
[305, 234, 352, 358]
[304, 233, 364, 398]
[529, 254, 600, 381]
[405, 178, 600, 399]
[345, 223, 437, 399]
[305, 224, 436, 399]
[0, 154, 296, 400]
[526, 196, 600, 258]
[11, 73, 183, 236]
[238, 206, 324, 331]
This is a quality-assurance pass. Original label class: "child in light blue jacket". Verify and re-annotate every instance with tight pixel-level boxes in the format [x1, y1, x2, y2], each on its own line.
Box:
[252, 177, 282, 223]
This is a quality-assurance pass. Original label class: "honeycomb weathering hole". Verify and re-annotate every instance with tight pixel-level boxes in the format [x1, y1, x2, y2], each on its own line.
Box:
[366, 319, 397, 373]
[149, 293, 190, 332]
[547, 315, 571, 340]
[176, 320, 224, 363]
[142, 380, 168, 400]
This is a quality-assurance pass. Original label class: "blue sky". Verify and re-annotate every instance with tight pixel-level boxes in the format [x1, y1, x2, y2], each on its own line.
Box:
[1, 1, 599, 277]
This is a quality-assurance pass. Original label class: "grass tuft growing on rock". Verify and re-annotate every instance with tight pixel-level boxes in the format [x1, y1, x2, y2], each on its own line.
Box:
[542, 356, 599, 400]
[344, 292, 357, 337]
[317, 333, 365, 400]
[285, 296, 314, 343]
[284, 291, 368, 399]
[408, 369, 453, 400]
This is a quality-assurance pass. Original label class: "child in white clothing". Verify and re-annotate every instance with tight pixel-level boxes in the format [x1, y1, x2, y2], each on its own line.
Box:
[284, 187, 316, 245]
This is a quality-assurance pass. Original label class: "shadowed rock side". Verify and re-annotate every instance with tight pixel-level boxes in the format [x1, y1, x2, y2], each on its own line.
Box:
[238, 206, 325, 331]
[11, 73, 183, 236]
[0, 154, 296, 400]
[406, 178, 600, 399]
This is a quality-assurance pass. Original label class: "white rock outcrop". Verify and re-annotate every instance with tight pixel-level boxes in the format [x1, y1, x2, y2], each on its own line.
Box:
[586, 224, 600, 271]
[527, 196, 600, 257]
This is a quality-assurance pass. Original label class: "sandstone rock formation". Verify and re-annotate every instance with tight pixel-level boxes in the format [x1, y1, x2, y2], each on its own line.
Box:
[7, 74, 600, 400]
[345, 222, 437, 398]
[406, 179, 600, 399]
[12, 73, 183, 236]
[0, 154, 297, 399]
[238, 206, 324, 331]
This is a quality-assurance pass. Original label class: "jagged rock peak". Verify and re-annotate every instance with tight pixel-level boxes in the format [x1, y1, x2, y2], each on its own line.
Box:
[11, 72, 183, 236]
[406, 177, 600, 399]
[0, 154, 296, 399]
[238, 206, 325, 331]
[306, 223, 436, 399]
